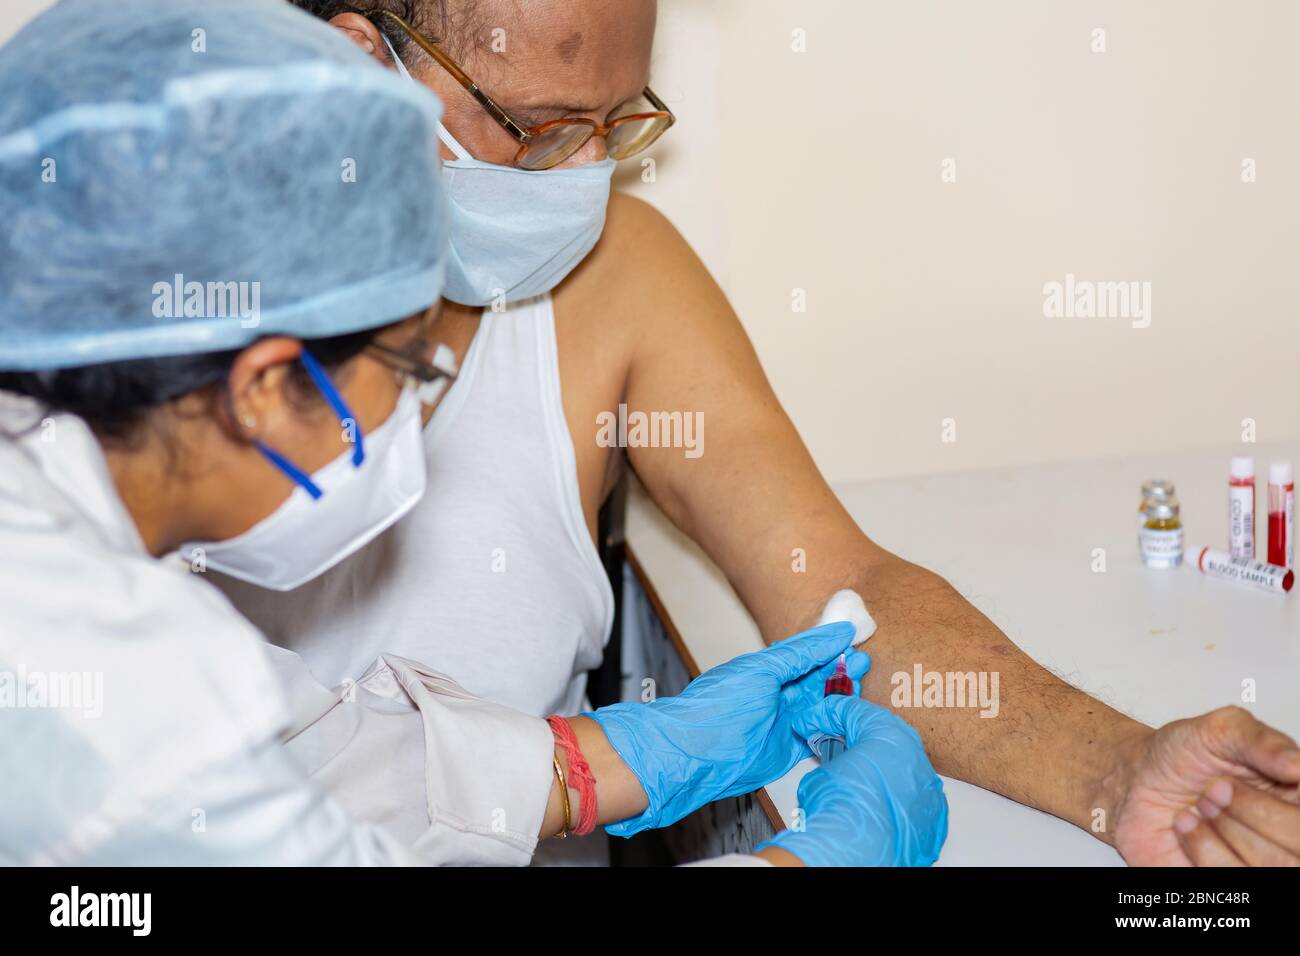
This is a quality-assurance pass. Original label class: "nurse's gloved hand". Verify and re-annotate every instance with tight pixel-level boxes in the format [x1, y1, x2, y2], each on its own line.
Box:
[759, 694, 948, 866]
[589, 622, 869, 837]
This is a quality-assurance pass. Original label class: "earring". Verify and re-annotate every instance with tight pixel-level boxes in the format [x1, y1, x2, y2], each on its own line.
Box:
[239, 413, 257, 430]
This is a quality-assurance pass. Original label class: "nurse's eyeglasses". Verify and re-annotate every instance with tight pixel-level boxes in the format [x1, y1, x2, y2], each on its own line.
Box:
[357, 8, 676, 171]
[365, 313, 459, 405]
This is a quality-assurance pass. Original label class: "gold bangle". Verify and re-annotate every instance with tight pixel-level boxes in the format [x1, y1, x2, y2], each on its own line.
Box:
[552, 755, 571, 839]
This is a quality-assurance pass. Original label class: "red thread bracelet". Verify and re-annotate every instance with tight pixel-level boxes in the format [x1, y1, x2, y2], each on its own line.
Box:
[546, 715, 598, 836]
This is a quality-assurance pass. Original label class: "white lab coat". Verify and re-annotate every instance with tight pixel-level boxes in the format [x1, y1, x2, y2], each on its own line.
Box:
[0, 395, 765, 867]
[0, 395, 552, 865]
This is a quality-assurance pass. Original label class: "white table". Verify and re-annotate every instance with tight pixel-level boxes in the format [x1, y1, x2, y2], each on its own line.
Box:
[625, 442, 1300, 865]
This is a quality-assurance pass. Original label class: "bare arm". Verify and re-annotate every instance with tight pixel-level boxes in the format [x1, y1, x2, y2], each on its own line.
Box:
[590, 194, 1300, 862]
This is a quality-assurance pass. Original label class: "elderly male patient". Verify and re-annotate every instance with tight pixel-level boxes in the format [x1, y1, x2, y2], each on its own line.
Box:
[218, 0, 1300, 867]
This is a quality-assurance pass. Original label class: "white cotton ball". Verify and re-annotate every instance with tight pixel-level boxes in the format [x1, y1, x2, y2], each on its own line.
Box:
[815, 589, 876, 646]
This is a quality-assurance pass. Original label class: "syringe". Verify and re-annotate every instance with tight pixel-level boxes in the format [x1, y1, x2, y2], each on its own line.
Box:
[814, 653, 854, 763]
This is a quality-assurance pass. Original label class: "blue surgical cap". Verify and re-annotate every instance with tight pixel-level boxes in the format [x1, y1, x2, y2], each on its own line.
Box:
[0, 0, 447, 371]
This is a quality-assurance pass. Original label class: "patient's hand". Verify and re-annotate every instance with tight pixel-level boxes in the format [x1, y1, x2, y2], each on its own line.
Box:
[1112, 706, 1300, 866]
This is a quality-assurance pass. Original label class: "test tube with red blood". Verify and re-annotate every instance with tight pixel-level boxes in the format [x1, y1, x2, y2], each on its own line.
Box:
[817, 654, 854, 763]
[1268, 462, 1295, 570]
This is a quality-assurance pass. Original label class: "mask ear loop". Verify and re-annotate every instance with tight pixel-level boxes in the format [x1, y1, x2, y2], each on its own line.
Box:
[380, 32, 474, 162]
[256, 444, 325, 501]
[253, 349, 366, 500]
[381, 31, 414, 81]
[298, 349, 365, 466]
[436, 121, 473, 162]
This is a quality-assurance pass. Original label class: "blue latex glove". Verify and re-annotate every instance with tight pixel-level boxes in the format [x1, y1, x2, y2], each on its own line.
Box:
[759, 694, 949, 866]
[590, 622, 869, 836]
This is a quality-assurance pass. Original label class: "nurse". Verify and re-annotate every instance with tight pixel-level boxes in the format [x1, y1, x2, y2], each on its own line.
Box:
[0, 0, 946, 866]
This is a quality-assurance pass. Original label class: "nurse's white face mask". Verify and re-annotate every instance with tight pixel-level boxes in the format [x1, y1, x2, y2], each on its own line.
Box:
[182, 350, 427, 592]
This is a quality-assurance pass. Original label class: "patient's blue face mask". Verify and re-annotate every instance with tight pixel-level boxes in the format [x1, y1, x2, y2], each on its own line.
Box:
[385, 37, 616, 308]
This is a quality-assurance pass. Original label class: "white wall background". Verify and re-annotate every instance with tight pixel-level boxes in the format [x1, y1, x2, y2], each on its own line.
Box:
[6, 0, 1298, 484]
[627, 0, 1300, 483]
[0, 0, 52, 44]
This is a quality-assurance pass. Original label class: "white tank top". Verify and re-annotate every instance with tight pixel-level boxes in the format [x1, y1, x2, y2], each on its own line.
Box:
[216, 294, 614, 719]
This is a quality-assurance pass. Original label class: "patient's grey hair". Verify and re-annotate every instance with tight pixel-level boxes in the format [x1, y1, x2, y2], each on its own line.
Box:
[291, 0, 488, 62]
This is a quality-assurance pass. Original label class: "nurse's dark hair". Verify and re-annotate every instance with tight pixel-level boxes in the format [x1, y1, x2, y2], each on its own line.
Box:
[293, 0, 485, 61]
[0, 328, 380, 445]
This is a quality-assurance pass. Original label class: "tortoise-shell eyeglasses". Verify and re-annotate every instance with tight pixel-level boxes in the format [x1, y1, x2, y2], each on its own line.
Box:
[359, 8, 675, 171]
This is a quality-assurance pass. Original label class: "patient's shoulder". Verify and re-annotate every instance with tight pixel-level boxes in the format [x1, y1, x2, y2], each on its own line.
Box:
[557, 191, 711, 323]
[605, 190, 678, 236]
[600, 192, 696, 265]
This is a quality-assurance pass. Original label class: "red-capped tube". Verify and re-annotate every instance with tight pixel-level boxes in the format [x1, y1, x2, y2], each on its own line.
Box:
[1187, 545, 1293, 594]
[1267, 461, 1294, 570]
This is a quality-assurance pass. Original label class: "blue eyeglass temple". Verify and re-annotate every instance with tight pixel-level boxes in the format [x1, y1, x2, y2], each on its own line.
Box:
[254, 349, 366, 500]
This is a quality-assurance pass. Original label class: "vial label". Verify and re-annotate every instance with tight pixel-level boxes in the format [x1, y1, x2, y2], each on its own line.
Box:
[1279, 494, 1289, 567]
[1140, 527, 1184, 568]
[1229, 484, 1254, 559]
[1201, 552, 1292, 593]
[1268, 491, 1295, 570]
[1285, 489, 1294, 571]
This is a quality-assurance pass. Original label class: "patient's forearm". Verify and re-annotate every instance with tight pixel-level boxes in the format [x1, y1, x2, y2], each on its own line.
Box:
[776, 553, 1150, 840]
